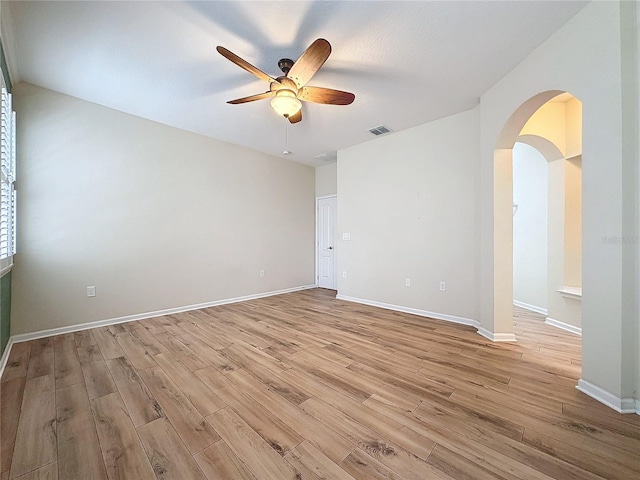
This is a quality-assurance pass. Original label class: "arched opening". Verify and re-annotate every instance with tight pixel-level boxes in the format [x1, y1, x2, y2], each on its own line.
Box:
[493, 90, 582, 345]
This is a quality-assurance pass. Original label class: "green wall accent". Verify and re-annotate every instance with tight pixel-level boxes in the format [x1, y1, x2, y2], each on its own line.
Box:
[1, 271, 11, 355]
[0, 38, 12, 355]
[0, 40, 11, 92]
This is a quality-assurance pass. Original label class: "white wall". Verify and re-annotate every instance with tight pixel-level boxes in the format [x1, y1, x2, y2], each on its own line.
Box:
[563, 157, 582, 288]
[315, 162, 337, 197]
[12, 83, 315, 335]
[480, 1, 637, 405]
[512, 142, 547, 312]
[337, 108, 479, 323]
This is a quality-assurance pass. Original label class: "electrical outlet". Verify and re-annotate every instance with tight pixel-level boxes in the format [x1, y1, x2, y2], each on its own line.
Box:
[259, 269, 265, 277]
[440, 281, 446, 292]
[342, 271, 347, 279]
[405, 278, 411, 287]
[86, 286, 96, 297]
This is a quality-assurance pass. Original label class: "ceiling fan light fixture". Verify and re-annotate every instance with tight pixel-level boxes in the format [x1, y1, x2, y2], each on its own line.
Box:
[271, 89, 302, 118]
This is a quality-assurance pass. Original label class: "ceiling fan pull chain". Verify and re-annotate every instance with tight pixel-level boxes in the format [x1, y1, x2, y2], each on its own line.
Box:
[281, 120, 292, 156]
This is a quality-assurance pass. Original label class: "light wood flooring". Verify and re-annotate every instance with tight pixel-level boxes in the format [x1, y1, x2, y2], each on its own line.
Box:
[1, 288, 639, 479]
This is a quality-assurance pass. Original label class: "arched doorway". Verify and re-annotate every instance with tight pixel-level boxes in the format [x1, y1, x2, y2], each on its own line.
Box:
[513, 95, 583, 339]
[492, 90, 582, 341]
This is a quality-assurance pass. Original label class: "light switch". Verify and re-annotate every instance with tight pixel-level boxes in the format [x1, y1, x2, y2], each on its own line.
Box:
[342, 233, 351, 241]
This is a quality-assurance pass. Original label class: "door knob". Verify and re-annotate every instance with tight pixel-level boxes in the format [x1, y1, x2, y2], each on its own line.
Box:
[328, 246, 333, 250]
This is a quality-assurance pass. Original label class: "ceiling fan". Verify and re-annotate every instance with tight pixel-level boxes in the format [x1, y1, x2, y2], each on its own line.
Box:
[217, 39, 355, 124]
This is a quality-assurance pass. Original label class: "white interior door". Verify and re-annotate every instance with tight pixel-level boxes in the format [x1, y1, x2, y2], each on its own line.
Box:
[317, 196, 337, 289]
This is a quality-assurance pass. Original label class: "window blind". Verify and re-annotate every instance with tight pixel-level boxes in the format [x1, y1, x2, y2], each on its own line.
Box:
[1, 87, 16, 264]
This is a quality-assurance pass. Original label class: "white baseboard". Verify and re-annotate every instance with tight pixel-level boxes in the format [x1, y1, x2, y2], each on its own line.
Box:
[477, 327, 518, 342]
[545, 316, 582, 336]
[0, 284, 315, 378]
[336, 294, 519, 342]
[577, 379, 638, 414]
[335, 293, 479, 327]
[513, 300, 548, 316]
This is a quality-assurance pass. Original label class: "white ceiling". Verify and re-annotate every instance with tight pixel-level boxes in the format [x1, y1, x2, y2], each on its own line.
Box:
[3, 1, 588, 167]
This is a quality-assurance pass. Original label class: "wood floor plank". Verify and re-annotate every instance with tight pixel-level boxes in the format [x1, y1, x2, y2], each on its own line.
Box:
[348, 360, 454, 401]
[126, 324, 168, 356]
[73, 330, 97, 348]
[270, 368, 435, 460]
[224, 341, 291, 375]
[304, 345, 355, 368]
[90, 392, 156, 480]
[26, 338, 54, 380]
[115, 330, 149, 359]
[300, 396, 451, 480]
[1, 342, 31, 383]
[176, 318, 232, 351]
[561, 401, 640, 441]
[92, 327, 125, 360]
[226, 355, 312, 406]
[138, 366, 220, 454]
[105, 356, 164, 428]
[293, 349, 424, 410]
[332, 345, 456, 400]
[57, 389, 108, 480]
[364, 395, 557, 480]
[76, 344, 104, 365]
[153, 352, 225, 417]
[285, 441, 356, 480]
[195, 366, 303, 456]
[151, 331, 208, 371]
[523, 428, 639, 479]
[11, 463, 57, 480]
[206, 407, 302, 480]
[211, 366, 354, 464]
[448, 388, 640, 458]
[135, 319, 166, 336]
[286, 351, 373, 403]
[415, 390, 525, 442]
[340, 448, 406, 480]
[137, 417, 207, 480]
[81, 359, 117, 400]
[380, 392, 602, 480]
[55, 383, 89, 422]
[199, 310, 270, 350]
[426, 444, 506, 480]
[126, 353, 157, 370]
[1, 378, 25, 474]
[177, 334, 241, 373]
[53, 334, 83, 389]
[194, 440, 257, 480]
[9, 375, 57, 479]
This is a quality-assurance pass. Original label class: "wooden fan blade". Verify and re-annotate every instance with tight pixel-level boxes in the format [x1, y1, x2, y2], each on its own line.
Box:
[287, 39, 331, 89]
[217, 46, 276, 83]
[288, 109, 302, 124]
[299, 86, 355, 105]
[227, 91, 274, 104]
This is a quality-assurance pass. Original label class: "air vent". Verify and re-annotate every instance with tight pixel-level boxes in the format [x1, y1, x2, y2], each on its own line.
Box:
[313, 151, 337, 162]
[368, 125, 392, 136]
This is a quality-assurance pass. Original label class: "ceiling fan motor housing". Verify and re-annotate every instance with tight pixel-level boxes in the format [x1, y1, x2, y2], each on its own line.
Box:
[278, 58, 295, 74]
